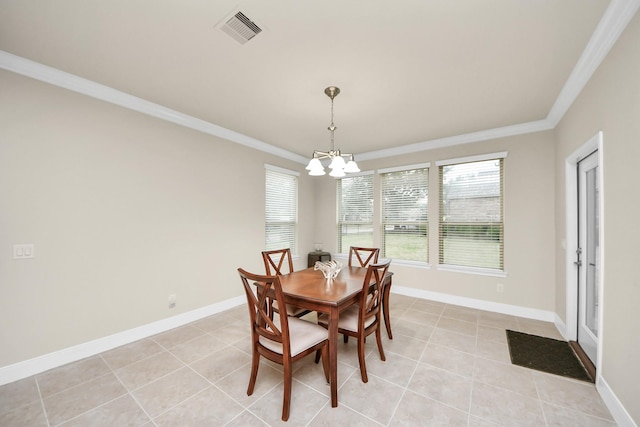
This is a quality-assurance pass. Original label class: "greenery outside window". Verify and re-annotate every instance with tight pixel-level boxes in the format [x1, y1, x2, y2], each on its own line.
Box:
[438, 153, 506, 272]
[337, 172, 374, 253]
[265, 165, 298, 254]
[379, 164, 429, 262]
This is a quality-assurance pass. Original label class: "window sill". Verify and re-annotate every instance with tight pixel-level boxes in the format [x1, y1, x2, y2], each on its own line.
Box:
[333, 254, 430, 269]
[437, 264, 507, 278]
[387, 259, 430, 269]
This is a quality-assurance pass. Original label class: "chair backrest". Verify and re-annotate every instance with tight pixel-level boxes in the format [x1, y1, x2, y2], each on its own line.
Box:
[238, 268, 292, 356]
[348, 246, 380, 267]
[358, 259, 391, 325]
[262, 248, 294, 275]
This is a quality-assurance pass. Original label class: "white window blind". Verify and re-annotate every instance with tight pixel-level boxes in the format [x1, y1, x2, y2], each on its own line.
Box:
[265, 166, 298, 254]
[337, 173, 374, 253]
[439, 156, 504, 271]
[380, 166, 428, 262]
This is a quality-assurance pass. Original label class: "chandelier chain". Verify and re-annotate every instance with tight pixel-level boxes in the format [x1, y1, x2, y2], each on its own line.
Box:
[329, 95, 336, 152]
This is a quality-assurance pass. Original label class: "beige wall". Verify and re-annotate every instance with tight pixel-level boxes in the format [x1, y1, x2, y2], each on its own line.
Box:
[315, 132, 557, 312]
[0, 70, 316, 367]
[554, 11, 640, 423]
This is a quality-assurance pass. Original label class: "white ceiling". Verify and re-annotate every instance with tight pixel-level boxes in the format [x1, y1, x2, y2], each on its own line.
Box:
[1, 1, 637, 164]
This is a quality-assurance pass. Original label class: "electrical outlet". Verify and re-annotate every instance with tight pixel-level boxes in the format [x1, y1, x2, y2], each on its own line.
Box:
[496, 283, 504, 293]
[168, 294, 176, 308]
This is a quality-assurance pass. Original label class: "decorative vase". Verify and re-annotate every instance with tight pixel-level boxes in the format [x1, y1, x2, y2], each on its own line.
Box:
[314, 260, 342, 280]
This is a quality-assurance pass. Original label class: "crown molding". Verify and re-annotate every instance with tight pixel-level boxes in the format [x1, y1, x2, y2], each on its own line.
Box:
[1, 0, 638, 165]
[356, 120, 553, 161]
[0, 50, 308, 165]
[546, 0, 640, 127]
[359, 0, 640, 161]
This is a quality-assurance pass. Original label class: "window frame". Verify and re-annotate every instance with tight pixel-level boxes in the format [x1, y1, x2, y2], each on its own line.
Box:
[378, 163, 430, 264]
[436, 152, 507, 277]
[336, 171, 375, 254]
[265, 164, 299, 256]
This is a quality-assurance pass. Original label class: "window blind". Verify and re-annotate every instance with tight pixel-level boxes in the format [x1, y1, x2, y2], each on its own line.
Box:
[380, 166, 428, 262]
[265, 166, 298, 254]
[337, 173, 374, 253]
[439, 157, 504, 271]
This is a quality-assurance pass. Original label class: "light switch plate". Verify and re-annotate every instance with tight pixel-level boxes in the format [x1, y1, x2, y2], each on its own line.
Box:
[13, 244, 35, 259]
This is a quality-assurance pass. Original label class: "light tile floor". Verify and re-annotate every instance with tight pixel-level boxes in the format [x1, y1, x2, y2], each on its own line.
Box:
[0, 295, 617, 426]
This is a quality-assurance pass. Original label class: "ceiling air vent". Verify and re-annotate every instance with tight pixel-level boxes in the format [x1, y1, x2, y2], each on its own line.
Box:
[219, 11, 262, 45]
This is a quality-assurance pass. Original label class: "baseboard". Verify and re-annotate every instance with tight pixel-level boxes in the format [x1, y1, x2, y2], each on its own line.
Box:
[392, 285, 556, 322]
[2, 285, 554, 386]
[554, 313, 569, 340]
[0, 295, 245, 386]
[597, 377, 638, 427]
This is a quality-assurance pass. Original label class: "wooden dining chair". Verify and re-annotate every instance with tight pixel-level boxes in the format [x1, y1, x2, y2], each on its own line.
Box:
[317, 259, 391, 383]
[347, 247, 395, 339]
[261, 248, 310, 318]
[262, 248, 295, 275]
[348, 246, 380, 268]
[238, 268, 329, 421]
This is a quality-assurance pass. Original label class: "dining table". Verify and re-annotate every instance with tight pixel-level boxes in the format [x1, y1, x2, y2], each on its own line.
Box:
[277, 265, 392, 407]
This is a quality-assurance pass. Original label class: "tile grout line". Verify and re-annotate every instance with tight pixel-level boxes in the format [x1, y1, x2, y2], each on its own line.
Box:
[34, 376, 51, 427]
[467, 315, 480, 427]
[384, 300, 441, 426]
[101, 353, 158, 427]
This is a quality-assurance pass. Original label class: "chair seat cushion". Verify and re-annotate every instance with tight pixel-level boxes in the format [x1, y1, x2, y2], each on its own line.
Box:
[272, 300, 308, 317]
[318, 306, 375, 333]
[260, 317, 328, 356]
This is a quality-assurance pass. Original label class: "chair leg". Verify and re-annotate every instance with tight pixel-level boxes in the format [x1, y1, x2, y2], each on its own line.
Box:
[320, 345, 330, 383]
[357, 335, 368, 383]
[375, 324, 386, 362]
[383, 285, 393, 339]
[247, 350, 260, 396]
[314, 349, 321, 364]
[282, 362, 292, 421]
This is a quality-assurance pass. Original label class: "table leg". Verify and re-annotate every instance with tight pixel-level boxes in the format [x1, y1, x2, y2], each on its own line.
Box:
[329, 307, 339, 407]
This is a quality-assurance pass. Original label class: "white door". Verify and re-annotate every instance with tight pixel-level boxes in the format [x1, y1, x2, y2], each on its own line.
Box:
[577, 151, 599, 364]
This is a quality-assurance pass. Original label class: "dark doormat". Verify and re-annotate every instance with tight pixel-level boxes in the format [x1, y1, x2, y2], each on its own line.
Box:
[506, 330, 594, 383]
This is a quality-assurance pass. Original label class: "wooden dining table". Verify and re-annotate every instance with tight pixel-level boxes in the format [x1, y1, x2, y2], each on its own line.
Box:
[277, 265, 392, 407]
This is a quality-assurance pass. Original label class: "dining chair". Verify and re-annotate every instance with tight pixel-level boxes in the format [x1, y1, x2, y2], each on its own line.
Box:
[347, 247, 394, 339]
[317, 259, 391, 383]
[238, 268, 330, 421]
[262, 248, 295, 275]
[261, 248, 310, 318]
[348, 246, 380, 268]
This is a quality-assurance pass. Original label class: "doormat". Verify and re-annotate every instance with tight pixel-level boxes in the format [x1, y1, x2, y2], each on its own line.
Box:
[506, 330, 594, 383]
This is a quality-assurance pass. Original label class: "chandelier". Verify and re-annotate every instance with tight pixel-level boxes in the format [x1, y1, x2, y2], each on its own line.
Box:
[305, 86, 360, 177]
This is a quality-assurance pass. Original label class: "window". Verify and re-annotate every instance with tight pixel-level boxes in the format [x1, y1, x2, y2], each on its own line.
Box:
[337, 172, 374, 252]
[438, 153, 506, 272]
[379, 164, 429, 262]
[265, 165, 298, 254]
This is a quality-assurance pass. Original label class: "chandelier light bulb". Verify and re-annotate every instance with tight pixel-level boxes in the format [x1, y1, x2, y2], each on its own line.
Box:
[329, 167, 346, 178]
[328, 155, 346, 170]
[344, 159, 360, 173]
[306, 157, 324, 171]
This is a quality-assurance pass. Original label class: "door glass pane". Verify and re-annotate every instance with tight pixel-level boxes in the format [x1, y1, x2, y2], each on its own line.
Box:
[585, 166, 599, 336]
